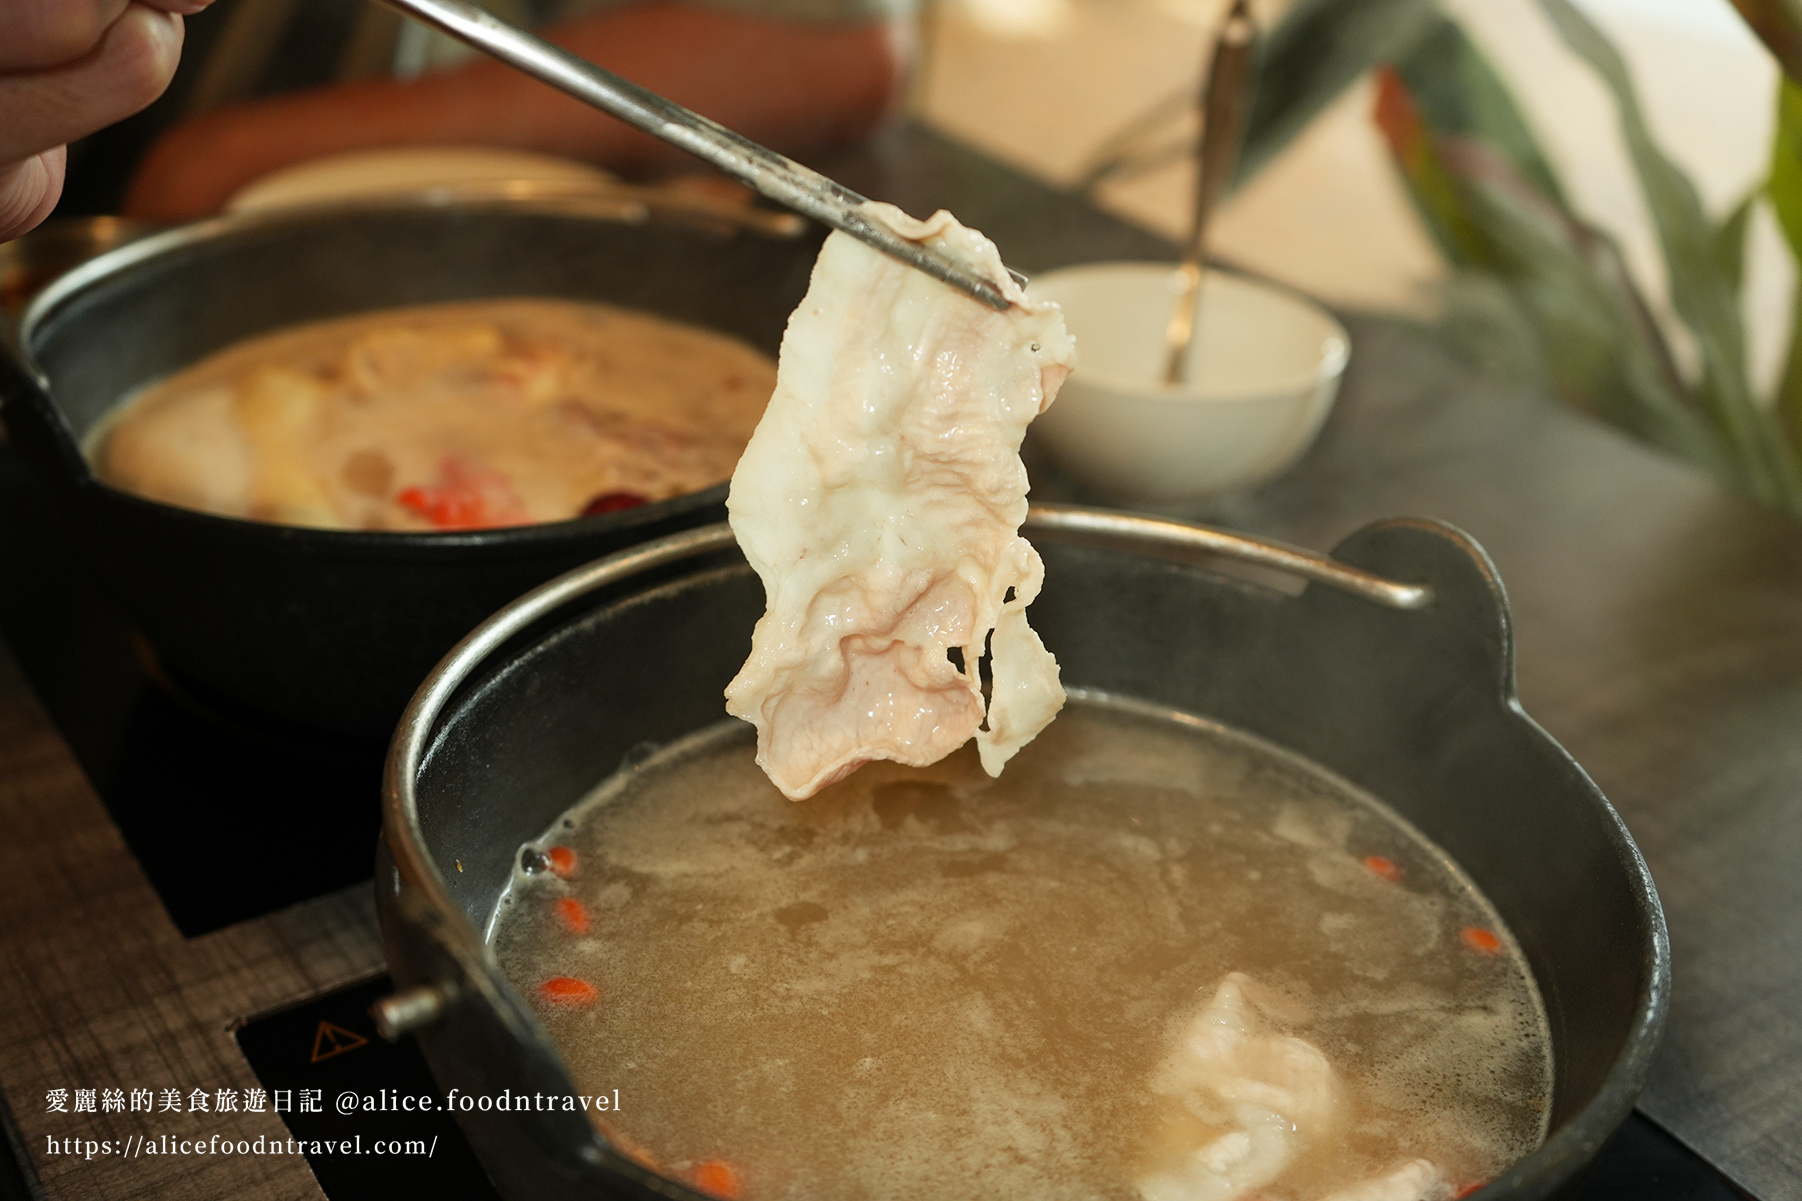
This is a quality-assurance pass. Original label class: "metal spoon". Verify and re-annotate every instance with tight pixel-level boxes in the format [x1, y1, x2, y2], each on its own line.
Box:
[1162, 0, 1257, 384]
[374, 0, 1019, 310]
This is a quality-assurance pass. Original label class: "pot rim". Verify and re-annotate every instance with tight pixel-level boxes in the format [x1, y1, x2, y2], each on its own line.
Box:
[381, 505, 1670, 1200]
[20, 187, 805, 344]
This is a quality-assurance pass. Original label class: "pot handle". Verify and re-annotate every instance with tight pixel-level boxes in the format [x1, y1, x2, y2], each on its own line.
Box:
[1024, 504, 1432, 611]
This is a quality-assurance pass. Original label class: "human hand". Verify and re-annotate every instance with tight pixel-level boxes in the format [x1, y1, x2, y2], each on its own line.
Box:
[1, 0, 203, 242]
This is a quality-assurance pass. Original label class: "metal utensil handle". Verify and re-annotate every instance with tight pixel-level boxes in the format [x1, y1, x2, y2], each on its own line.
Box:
[1184, 0, 1256, 268]
[1028, 505, 1432, 610]
[375, 0, 1015, 310]
[1163, 0, 1257, 383]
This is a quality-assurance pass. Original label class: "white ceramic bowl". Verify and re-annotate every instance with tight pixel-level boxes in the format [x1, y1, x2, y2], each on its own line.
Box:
[1028, 263, 1350, 504]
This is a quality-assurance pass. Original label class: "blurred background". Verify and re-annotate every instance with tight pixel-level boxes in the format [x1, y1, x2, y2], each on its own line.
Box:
[49, 0, 1798, 517]
[924, 0, 1775, 325]
[919, 0, 1802, 518]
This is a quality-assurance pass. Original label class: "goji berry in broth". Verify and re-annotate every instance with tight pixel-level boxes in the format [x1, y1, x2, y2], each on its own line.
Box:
[1461, 927, 1504, 955]
[537, 976, 598, 1005]
[1362, 855, 1403, 883]
[555, 896, 590, 935]
[691, 1159, 743, 1199]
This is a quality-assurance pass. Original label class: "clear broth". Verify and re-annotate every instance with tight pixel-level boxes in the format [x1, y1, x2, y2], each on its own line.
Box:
[492, 697, 1551, 1200]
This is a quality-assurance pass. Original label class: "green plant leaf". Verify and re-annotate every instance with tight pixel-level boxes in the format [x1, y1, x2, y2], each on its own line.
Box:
[1446, 143, 1732, 474]
[1775, 292, 1802, 455]
[1727, 0, 1802, 83]
[1372, 65, 1491, 265]
[1769, 77, 1802, 258]
[1767, 77, 1802, 454]
[1392, 16, 1567, 206]
[1372, 65, 1738, 481]
[1238, 0, 1440, 184]
[1538, 0, 1802, 509]
[1713, 193, 1756, 295]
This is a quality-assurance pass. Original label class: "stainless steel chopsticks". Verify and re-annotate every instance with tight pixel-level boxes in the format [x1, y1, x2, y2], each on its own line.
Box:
[375, 0, 1017, 310]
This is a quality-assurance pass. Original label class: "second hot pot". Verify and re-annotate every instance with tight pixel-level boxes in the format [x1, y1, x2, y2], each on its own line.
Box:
[0, 196, 821, 737]
[376, 506, 1669, 1201]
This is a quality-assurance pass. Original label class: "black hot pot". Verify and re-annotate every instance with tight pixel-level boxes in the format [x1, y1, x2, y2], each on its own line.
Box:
[0, 195, 822, 736]
[375, 506, 1669, 1201]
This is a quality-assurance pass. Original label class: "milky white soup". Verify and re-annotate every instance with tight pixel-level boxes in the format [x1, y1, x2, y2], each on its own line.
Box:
[494, 698, 1551, 1201]
[89, 299, 777, 530]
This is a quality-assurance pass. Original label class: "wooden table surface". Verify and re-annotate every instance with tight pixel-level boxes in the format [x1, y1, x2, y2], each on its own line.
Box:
[0, 124, 1796, 1200]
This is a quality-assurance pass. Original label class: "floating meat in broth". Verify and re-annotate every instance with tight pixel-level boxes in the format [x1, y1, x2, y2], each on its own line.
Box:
[1139, 974, 1450, 1201]
[726, 204, 1076, 799]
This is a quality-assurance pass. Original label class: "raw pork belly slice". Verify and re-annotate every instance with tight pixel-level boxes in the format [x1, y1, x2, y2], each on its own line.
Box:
[725, 203, 1076, 800]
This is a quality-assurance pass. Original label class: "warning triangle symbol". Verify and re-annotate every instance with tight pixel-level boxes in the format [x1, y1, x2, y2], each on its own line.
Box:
[310, 1021, 370, 1063]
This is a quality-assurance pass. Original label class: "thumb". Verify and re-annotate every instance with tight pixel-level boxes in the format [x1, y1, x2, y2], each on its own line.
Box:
[0, 146, 68, 243]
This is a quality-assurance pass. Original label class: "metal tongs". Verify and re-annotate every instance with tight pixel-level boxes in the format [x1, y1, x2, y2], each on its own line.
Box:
[376, 0, 1018, 310]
